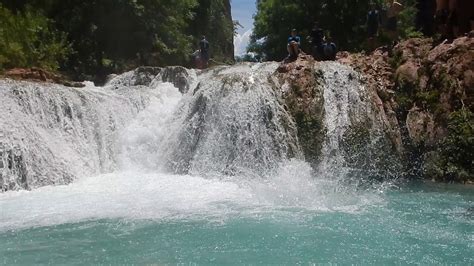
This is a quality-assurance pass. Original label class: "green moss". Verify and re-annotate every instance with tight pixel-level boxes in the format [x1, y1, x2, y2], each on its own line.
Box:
[438, 73, 458, 92]
[415, 90, 440, 111]
[394, 72, 442, 114]
[291, 84, 304, 97]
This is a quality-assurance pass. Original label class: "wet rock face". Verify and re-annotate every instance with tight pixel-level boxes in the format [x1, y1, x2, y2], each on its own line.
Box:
[275, 54, 404, 181]
[131, 67, 162, 86]
[160, 66, 193, 94]
[337, 49, 404, 156]
[107, 66, 195, 93]
[166, 63, 302, 177]
[275, 54, 326, 164]
[338, 34, 474, 182]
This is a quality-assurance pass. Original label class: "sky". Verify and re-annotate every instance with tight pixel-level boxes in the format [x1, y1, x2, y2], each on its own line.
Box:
[231, 0, 256, 56]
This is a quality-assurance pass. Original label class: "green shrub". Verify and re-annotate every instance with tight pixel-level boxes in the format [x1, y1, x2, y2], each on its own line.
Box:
[0, 5, 71, 71]
[388, 49, 405, 69]
[431, 109, 474, 182]
[415, 90, 440, 111]
[398, 4, 424, 40]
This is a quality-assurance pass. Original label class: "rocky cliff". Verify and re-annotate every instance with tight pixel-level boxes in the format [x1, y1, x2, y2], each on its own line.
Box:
[338, 34, 473, 183]
[276, 55, 403, 182]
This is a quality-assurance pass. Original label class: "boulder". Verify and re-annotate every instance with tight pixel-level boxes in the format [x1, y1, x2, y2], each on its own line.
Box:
[396, 61, 419, 85]
[406, 107, 436, 146]
[2, 67, 85, 88]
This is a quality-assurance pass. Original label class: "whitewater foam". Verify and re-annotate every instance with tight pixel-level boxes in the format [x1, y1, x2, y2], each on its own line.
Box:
[0, 160, 385, 231]
[0, 63, 390, 231]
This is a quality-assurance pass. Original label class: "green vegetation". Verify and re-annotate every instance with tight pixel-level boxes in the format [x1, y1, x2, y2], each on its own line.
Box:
[0, 0, 234, 81]
[249, 0, 422, 60]
[394, 79, 442, 115]
[0, 5, 71, 71]
[397, 2, 424, 39]
[388, 49, 405, 69]
[426, 109, 474, 183]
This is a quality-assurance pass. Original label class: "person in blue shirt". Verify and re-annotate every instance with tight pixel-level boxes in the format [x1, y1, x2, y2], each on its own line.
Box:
[287, 29, 301, 60]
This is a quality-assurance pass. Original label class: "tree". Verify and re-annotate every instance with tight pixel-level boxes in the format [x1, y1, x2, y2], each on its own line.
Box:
[0, 4, 71, 70]
[1, 0, 235, 80]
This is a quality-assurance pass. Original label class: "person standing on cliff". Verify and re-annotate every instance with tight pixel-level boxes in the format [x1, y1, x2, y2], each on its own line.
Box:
[199, 35, 210, 68]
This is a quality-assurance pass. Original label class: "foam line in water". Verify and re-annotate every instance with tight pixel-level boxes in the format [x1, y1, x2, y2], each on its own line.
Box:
[0, 159, 384, 231]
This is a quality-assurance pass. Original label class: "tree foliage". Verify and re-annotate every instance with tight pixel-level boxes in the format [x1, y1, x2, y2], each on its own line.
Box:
[0, 4, 71, 71]
[437, 109, 474, 182]
[190, 0, 234, 63]
[0, 0, 234, 80]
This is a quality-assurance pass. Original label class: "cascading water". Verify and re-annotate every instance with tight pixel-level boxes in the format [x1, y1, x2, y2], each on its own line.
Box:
[0, 80, 154, 190]
[317, 61, 403, 182]
[0, 62, 384, 226]
[0, 63, 471, 264]
[318, 62, 370, 175]
[160, 63, 302, 177]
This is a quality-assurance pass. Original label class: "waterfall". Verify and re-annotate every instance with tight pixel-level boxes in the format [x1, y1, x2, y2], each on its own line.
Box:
[0, 80, 148, 190]
[317, 62, 402, 182]
[0, 62, 401, 192]
[118, 63, 302, 178]
[0, 66, 197, 191]
[317, 62, 371, 176]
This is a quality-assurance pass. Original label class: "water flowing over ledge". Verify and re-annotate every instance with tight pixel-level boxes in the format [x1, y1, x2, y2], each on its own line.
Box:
[1, 61, 402, 191]
[0, 63, 472, 265]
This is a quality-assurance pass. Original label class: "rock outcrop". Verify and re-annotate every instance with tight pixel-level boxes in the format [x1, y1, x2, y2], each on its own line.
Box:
[276, 53, 404, 181]
[276, 54, 326, 163]
[338, 34, 474, 183]
[2, 68, 85, 88]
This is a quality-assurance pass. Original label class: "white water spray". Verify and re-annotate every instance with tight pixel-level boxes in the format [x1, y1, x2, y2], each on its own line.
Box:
[0, 63, 390, 231]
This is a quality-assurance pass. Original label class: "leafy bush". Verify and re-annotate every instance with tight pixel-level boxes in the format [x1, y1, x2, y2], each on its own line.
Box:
[0, 5, 71, 71]
[427, 109, 474, 183]
[440, 109, 473, 181]
[397, 2, 424, 40]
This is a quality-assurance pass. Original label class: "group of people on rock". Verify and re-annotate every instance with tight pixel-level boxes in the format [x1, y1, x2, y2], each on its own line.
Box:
[286, 23, 337, 62]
